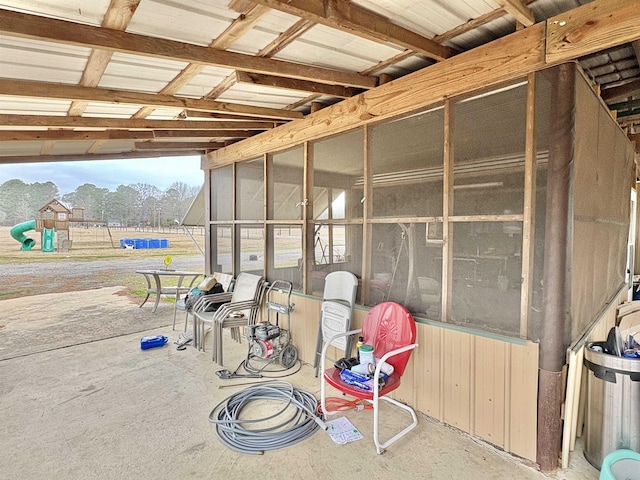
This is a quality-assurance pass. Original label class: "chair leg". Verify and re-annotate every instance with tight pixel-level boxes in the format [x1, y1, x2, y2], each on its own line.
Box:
[215, 322, 224, 365]
[183, 311, 189, 332]
[193, 315, 199, 350]
[172, 303, 178, 330]
[200, 322, 206, 352]
[373, 396, 418, 454]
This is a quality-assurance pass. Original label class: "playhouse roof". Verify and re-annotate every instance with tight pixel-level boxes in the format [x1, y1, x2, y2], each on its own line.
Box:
[39, 199, 71, 214]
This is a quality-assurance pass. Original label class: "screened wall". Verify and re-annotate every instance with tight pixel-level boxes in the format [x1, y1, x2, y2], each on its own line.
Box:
[570, 69, 635, 342]
[206, 63, 634, 344]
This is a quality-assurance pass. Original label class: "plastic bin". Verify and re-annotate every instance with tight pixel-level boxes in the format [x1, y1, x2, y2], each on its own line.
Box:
[160, 239, 169, 248]
[134, 238, 147, 249]
[584, 342, 640, 469]
[599, 449, 640, 480]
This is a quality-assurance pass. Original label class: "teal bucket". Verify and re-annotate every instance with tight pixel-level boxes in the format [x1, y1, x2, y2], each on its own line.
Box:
[599, 449, 640, 480]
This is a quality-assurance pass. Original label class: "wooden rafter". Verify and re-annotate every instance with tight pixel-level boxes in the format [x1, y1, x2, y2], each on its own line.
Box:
[433, 8, 506, 44]
[359, 50, 417, 76]
[497, 0, 535, 27]
[69, 0, 141, 117]
[202, 17, 316, 102]
[0, 114, 272, 131]
[0, 151, 200, 164]
[256, 18, 315, 57]
[133, 3, 270, 119]
[0, 78, 302, 120]
[178, 111, 283, 124]
[285, 94, 323, 111]
[601, 79, 640, 103]
[234, 71, 360, 98]
[0, 8, 377, 89]
[152, 130, 257, 139]
[0, 130, 154, 141]
[134, 141, 225, 150]
[205, 0, 640, 165]
[64, 0, 141, 156]
[249, 0, 455, 61]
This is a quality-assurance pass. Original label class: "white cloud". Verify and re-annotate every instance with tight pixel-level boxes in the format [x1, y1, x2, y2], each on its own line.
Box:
[0, 155, 204, 194]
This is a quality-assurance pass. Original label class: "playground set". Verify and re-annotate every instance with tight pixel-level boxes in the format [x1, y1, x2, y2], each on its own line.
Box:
[9, 199, 83, 252]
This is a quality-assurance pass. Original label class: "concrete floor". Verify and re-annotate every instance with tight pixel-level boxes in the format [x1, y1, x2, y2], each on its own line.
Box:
[0, 288, 601, 480]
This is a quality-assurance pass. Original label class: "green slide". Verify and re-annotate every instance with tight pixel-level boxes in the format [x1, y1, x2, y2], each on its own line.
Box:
[10, 220, 37, 251]
[42, 228, 55, 252]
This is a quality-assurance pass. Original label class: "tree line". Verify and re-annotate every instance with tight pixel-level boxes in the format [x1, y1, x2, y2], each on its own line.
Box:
[0, 179, 199, 228]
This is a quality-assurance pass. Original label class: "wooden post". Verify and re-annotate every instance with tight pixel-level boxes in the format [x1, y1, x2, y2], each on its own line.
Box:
[442, 99, 453, 321]
[520, 72, 537, 337]
[302, 142, 313, 294]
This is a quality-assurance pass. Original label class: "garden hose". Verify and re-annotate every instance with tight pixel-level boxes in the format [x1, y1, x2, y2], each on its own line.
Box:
[208, 381, 326, 455]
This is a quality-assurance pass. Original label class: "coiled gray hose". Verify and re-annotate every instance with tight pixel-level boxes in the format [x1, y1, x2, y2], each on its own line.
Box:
[208, 381, 327, 454]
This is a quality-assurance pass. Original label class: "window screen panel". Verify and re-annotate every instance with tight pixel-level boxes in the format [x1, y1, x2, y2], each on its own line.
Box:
[311, 223, 363, 298]
[267, 224, 302, 290]
[236, 158, 264, 221]
[369, 222, 443, 320]
[450, 222, 522, 336]
[370, 107, 444, 218]
[238, 225, 264, 275]
[211, 225, 232, 274]
[269, 147, 304, 220]
[312, 129, 364, 220]
[210, 166, 233, 221]
[453, 83, 527, 216]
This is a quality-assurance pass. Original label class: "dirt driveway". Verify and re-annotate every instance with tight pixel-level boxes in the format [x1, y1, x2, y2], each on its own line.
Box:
[0, 255, 205, 360]
[0, 255, 204, 299]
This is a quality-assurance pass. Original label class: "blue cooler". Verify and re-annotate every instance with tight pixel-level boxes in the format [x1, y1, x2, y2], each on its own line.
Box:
[140, 335, 168, 350]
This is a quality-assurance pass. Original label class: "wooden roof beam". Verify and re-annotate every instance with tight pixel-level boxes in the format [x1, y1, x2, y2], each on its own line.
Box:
[133, 2, 270, 119]
[179, 110, 284, 124]
[497, 0, 535, 27]
[0, 151, 200, 165]
[206, 0, 640, 166]
[0, 78, 302, 120]
[0, 9, 377, 89]
[0, 130, 154, 141]
[601, 79, 640, 103]
[152, 130, 257, 139]
[199, 17, 316, 105]
[249, 0, 455, 61]
[546, 0, 640, 62]
[235, 71, 361, 98]
[0, 114, 272, 130]
[134, 141, 225, 150]
[69, 0, 141, 117]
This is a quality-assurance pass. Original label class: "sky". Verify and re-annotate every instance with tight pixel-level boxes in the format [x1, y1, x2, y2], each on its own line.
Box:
[0, 155, 204, 194]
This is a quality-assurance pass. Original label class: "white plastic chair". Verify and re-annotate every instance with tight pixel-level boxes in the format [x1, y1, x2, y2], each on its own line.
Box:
[313, 271, 358, 376]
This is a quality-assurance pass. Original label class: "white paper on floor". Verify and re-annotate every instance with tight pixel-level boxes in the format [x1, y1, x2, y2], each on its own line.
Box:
[325, 417, 364, 444]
